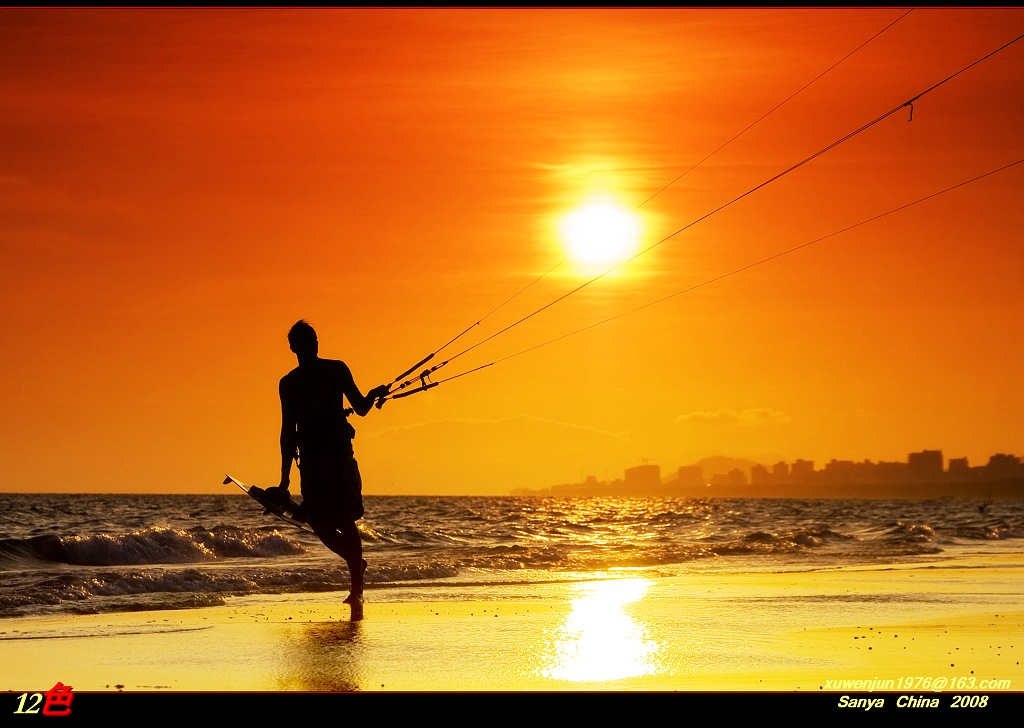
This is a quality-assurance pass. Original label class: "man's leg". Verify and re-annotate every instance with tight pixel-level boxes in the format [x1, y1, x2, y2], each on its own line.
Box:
[311, 520, 365, 598]
[337, 520, 365, 597]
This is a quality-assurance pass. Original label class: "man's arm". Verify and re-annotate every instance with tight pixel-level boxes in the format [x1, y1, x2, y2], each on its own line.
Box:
[338, 361, 390, 417]
[279, 378, 298, 489]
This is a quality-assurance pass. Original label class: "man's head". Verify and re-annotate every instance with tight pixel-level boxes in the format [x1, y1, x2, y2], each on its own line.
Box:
[288, 320, 318, 359]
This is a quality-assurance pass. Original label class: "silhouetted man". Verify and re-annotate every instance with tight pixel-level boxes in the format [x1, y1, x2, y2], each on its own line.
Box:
[267, 320, 389, 609]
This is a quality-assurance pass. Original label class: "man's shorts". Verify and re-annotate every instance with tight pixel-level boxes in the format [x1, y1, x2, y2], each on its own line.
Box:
[299, 453, 364, 525]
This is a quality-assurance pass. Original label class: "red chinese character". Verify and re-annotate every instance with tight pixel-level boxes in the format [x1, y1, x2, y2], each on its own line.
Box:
[42, 682, 74, 717]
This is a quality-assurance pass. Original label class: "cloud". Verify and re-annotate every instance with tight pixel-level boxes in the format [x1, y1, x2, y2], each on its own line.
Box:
[675, 408, 791, 427]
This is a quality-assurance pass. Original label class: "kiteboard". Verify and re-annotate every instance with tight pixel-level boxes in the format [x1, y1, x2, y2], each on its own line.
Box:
[224, 474, 313, 532]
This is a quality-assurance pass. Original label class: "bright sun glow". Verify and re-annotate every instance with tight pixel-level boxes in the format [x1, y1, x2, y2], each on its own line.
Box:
[559, 200, 642, 270]
[540, 578, 660, 683]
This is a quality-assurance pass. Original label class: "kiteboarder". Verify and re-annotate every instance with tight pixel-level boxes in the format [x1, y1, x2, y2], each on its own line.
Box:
[265, 320, 390, 610]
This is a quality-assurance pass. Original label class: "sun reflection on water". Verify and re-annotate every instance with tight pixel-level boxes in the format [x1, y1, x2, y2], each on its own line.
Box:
[541, 578, 660, 683]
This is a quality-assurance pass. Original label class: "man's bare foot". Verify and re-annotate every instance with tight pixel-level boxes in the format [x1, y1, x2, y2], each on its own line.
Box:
[348, 599, 364, 621]
[343, 559, 367, 610]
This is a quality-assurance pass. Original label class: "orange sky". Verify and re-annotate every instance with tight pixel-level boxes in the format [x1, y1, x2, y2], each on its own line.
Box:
[2, 8, 1022, 494]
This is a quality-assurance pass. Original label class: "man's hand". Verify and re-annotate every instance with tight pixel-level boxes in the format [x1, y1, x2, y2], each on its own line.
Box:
[370, 384, 391, 409]
[263, 485, 292, 509]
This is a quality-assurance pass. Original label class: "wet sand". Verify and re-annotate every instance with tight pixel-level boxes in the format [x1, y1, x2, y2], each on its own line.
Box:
[2, 554, 1021, 698]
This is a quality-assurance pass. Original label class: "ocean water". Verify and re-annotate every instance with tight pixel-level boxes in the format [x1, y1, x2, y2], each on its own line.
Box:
[1, 492, 1022, 619]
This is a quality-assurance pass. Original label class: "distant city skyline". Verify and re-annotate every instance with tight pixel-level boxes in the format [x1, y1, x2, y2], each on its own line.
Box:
[517, 449, 1024, 499]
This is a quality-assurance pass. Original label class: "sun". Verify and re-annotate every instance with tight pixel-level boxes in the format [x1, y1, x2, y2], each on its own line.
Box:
[559, 199, 642, 271]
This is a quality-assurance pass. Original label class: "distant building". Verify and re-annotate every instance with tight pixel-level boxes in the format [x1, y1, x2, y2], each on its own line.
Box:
[625, 464, 661, 489]
[822, 459, 858, 484]
[948, 457, 970, 477]
[711, 469, 747, 487]
[984, 454, 1024, 479]
[750, 464, 771, 486]
[791, 459, 815, 483]
[908, 450, 943, 480]
[875, 461, 909, 483]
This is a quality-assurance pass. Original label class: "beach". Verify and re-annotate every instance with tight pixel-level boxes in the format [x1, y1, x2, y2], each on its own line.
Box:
[3, 553, 1021, 699]
[3, 492, 1023, 720]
